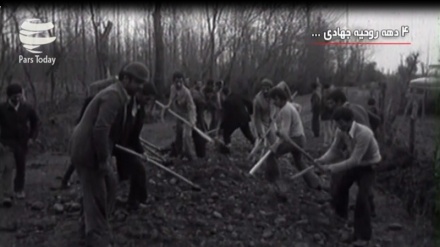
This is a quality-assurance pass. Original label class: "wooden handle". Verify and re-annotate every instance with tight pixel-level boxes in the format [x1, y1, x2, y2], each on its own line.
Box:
[155, 101, 214, 143]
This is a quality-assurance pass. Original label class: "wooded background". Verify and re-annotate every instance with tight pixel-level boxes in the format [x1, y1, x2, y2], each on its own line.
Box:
[1, 4, 403, 106]
[0, 4, 392, 102]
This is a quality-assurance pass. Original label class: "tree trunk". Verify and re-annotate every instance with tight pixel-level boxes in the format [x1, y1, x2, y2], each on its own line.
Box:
[153, 3, 165, 97]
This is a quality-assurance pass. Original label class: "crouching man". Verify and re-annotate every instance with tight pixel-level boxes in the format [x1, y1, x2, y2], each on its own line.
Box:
[315, 107, 381, 246]
[265, 87, 322, 195]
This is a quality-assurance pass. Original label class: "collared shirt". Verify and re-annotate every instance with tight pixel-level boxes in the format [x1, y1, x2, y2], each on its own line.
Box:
[318, 121, 382, 172]
[8, 101, 20, 111]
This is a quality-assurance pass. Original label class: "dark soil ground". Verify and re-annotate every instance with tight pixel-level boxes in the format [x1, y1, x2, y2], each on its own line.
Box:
[0, 95, 435, 247]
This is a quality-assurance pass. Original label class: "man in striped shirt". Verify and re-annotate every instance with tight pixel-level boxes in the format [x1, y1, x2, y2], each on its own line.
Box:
[315, 107, 381, 245]
[265, 87, 322, 195]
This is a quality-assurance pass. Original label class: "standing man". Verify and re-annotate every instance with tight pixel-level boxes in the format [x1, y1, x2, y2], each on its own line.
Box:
[325, 89, 377, 217]
[0, 83, 39, 199]
[211, 80, 225, 131]
[253, 78, 277, 147]
[310, 80, 322, 138]
[112, 82, 157, 211]
[0, 142, 15, 207]
[265, 87, 322, 193]
[321, 83, 335, 147]
[190, 82, 210, 158]
[69, 62, 148, 247]
[315, 107, 381, 246]
[162, 72, 197, 161]
[217, 87, 255, 154]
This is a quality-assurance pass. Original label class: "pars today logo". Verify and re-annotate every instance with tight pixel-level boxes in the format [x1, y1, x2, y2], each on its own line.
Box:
[18, 18, 57, 65]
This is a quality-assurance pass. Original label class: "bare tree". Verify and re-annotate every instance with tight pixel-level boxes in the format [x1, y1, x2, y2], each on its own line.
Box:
[153, 3, 165, 97]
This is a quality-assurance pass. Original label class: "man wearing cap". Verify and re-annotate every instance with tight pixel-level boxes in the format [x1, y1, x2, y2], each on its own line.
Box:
[69, 62, 148, 247]
[162, 72, 197, 161]
[0, 83, 39, 200]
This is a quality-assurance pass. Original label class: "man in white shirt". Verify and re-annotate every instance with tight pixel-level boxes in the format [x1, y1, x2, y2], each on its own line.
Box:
[315, 107, 381, 245]
[162, 72, 197, 161]
[265, 87, 322, 195]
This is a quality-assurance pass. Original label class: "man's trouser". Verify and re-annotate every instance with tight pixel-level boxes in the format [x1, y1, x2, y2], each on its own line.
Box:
[312, 112, 320, 137]
[176, 118, 195, 159]
[0, 149, 15, 199]
[9, 142, 28, 193]
[192, 117, 207, 158]
[265, 135, 321, 189]
[114, 152, 147, 207]
[76, 161, 117, 247]
[222, 122, 255, 146]
[330, 165, 375, 241]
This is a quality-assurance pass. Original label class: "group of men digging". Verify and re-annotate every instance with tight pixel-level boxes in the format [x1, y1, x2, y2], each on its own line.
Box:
[0, 61, 382, 247]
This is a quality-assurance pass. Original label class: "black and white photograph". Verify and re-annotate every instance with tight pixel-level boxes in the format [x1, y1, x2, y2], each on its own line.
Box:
[0, 3, 439, 247]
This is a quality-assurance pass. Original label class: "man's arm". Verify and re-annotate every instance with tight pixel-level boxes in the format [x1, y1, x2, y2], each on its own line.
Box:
[316, 129, 342, 163]
[271, 108, 291, 150]
[328, 130, 371, 173]
[93, 92, 123, 164]
[253, 99, 264, 138]
[28, 106, 39, 140]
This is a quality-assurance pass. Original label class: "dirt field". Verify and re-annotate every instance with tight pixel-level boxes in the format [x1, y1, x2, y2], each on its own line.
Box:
[0, 94, 435, 247]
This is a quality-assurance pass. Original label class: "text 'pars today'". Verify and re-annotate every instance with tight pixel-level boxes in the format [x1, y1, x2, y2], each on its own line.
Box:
[19, 55, 56, 65]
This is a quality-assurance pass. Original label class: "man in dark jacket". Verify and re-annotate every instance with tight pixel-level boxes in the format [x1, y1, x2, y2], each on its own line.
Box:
[217, 88, 255, 154]
[0, 83, 39, 199]
[69, 62, 148, 247]
[63, 82, 157, 211]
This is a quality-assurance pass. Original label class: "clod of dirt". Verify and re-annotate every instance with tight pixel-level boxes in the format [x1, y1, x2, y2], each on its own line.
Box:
[387, 223, 403, 231]
[213, 211, 223, 219]
[53, 203, 64, 214]
[30, 201, 45, 211]
[262, 228, 273, 238]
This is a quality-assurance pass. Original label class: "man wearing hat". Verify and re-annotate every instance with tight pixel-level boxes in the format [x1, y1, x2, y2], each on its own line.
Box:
[0, 83, 39, 200]
[162, 72, 197, 161]
[69, 62, 148, 247]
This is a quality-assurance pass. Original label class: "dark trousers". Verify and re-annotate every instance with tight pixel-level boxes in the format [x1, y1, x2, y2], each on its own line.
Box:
[312, 112, 320, 137]
[76, 162, 117, 247]
[222, 123, 255, 146]
[330, 165, 375, 241]
[192, 118, 207, 158]
[12, 144, 28, 192]
[113, 150, 147, 206]
[265, 135, 321, 189]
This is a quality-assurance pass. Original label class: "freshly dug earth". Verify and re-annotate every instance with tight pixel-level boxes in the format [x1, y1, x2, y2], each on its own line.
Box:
[0, 95, 434, 247]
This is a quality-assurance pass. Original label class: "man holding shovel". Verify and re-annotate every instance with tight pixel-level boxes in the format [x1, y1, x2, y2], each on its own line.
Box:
[264, 87, 322, 195]
[252, 79, 278, 151]
[314, 107, 381, 246]
[161, 72, 197, 161]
